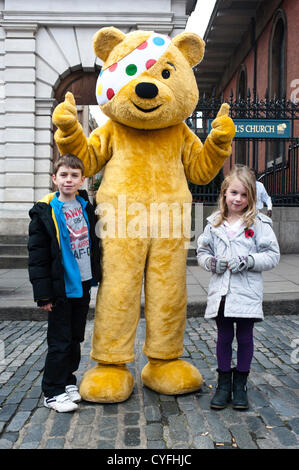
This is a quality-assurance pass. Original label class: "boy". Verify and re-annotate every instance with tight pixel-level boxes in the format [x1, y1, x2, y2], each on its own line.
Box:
[28, 154, 101, 412]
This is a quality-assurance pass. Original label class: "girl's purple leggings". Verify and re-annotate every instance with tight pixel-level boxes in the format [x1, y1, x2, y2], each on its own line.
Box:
[215, 301, 254, 372]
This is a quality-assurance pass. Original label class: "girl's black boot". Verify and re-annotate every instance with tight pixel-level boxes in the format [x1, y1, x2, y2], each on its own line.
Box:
[232, 368, 249, 410]
[210, 369, 232, 409]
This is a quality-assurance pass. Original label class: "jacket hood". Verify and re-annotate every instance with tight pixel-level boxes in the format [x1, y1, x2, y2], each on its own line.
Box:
[38, 189, 89, 204]
[255, 211, 273, 226]
[29, 197, 53, 219]
[29, 189, 90, 218]
[206, 211, 220, 225]
[38, 192, 56, 204]
[29, 189, 90, 250]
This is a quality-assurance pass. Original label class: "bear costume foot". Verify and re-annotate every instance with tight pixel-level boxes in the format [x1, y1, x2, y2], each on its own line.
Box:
[141, 358, 203, 395]
[79, 363, 134, 403]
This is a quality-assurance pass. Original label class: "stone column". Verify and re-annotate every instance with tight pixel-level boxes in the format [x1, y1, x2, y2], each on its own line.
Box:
[34, 98, 56, 202]
[0, 24, 4, 209]
[1, 23, 38, 235]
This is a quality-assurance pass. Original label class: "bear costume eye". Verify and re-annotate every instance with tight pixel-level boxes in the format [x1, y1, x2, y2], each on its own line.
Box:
[161, 69, 170, 79]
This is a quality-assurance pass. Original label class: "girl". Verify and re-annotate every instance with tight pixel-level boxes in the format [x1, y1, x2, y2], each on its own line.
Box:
[197, 165, 280, 410]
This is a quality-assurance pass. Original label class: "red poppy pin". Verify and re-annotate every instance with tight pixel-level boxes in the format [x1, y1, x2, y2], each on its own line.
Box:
[244, 228, 254, 238]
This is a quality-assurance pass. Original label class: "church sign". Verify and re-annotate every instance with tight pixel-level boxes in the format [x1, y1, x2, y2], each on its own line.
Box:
[208, 119, 291, 138]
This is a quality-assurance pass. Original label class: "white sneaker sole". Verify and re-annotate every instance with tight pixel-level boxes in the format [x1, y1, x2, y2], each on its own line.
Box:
[44, 399, 78, 413]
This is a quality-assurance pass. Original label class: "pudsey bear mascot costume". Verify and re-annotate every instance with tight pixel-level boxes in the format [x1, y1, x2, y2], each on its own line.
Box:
[52, 27, 235, 403]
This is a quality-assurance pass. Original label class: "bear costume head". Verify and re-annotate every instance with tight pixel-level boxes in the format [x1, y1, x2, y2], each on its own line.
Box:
[93, 27, 205, 129]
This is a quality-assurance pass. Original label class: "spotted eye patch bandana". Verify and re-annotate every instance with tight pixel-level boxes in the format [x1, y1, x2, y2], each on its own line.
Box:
[96, 33, 172, 106]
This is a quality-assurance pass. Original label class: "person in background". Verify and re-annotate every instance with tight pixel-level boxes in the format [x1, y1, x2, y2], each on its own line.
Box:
[251, 169, 272, 217]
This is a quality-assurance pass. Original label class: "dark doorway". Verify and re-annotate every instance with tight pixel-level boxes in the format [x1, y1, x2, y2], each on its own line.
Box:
[52, 70, 100, 191]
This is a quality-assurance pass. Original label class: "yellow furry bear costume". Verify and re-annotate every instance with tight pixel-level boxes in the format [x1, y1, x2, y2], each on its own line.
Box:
[52, 27, 235, 402]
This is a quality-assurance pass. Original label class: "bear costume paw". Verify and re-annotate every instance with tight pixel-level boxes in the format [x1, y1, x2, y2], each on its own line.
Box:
[79, 363, 134, 403]
[141, 358, 203, 395]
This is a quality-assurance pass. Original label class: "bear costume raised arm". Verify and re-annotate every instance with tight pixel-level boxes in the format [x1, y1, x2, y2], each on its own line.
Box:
[52, 27, 235, 403]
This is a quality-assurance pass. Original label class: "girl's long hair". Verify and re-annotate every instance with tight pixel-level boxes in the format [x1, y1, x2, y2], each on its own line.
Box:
[214, 165, 257, 228]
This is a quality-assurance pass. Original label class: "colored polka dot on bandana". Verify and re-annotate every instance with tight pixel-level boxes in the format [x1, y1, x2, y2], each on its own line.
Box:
[137, 41, 148, 50]
[146, 59, 156, 69]
[106, 88, 115, 100]
[109, 63, 118, 72]
[95, 32, 172, 106]
[97, 82, 103, 96]
[153, 36, 165, 46]
[126, 64, 137, 76]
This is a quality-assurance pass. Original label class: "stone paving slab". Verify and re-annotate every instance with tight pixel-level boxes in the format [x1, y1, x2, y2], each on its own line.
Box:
[0, 316, 298, 450]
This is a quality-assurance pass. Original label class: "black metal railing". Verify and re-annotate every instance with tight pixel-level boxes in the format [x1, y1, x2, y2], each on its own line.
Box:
[259, 142, 299, 206]
[187, 89, 299, 205]
[188, 170, 223, 204]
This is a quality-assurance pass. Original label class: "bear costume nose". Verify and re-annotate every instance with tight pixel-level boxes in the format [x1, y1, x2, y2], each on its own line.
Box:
[135, 82, 158, 99]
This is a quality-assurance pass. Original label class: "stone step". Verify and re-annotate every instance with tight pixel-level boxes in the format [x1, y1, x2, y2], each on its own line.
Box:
[0, 236, 28, 268]
[187, 246, 197, 265]
[0, 254, 28, 269]
[0, 235, 28, 244]
[0, 244, 28, 256]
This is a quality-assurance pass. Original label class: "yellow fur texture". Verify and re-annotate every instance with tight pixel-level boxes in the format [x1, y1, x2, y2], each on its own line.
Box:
[142, 358, 203, 395]
[52, 27, 235, 402]
[79, 364, 134, 403]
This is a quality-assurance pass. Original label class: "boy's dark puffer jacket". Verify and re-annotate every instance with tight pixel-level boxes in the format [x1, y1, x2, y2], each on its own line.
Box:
[28, 190, 101, 306]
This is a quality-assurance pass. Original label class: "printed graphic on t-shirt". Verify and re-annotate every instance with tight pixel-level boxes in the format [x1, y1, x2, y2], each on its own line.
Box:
[64, 205, 89, 259]
[62, 200, 92, 281]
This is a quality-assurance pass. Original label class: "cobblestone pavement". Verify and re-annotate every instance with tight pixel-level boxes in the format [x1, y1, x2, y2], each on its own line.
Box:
[0, 315, 298, 450]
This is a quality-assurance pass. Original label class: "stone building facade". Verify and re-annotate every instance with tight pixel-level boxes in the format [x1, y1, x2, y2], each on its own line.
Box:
[0, 0, 196, 235]
[195, 0, 299, 175]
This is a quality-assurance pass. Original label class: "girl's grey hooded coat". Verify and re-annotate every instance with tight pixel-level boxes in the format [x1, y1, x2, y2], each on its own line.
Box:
[197, 211, 280, 320]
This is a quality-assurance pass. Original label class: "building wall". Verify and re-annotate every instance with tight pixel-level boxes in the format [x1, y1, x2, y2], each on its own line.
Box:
[0, 0, 193, 235]
[223, 0, 299, 102]
[221, 0, 299, 176]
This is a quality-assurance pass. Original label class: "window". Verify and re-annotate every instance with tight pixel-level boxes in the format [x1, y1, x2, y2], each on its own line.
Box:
[267, 10, 287, 165]
[270, 17, 286, 99]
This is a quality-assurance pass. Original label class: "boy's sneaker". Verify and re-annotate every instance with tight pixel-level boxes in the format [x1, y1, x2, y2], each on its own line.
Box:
[44, 392, 78, 412]
[65, 385, 82, 403]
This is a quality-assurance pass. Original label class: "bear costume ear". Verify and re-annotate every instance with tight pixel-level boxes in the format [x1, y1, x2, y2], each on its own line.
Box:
[172, 32, 205, 67]
[93, 26, 126, 62]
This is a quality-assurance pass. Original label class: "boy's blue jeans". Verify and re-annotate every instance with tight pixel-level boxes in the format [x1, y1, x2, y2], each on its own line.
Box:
[42, 281, 91, 398]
